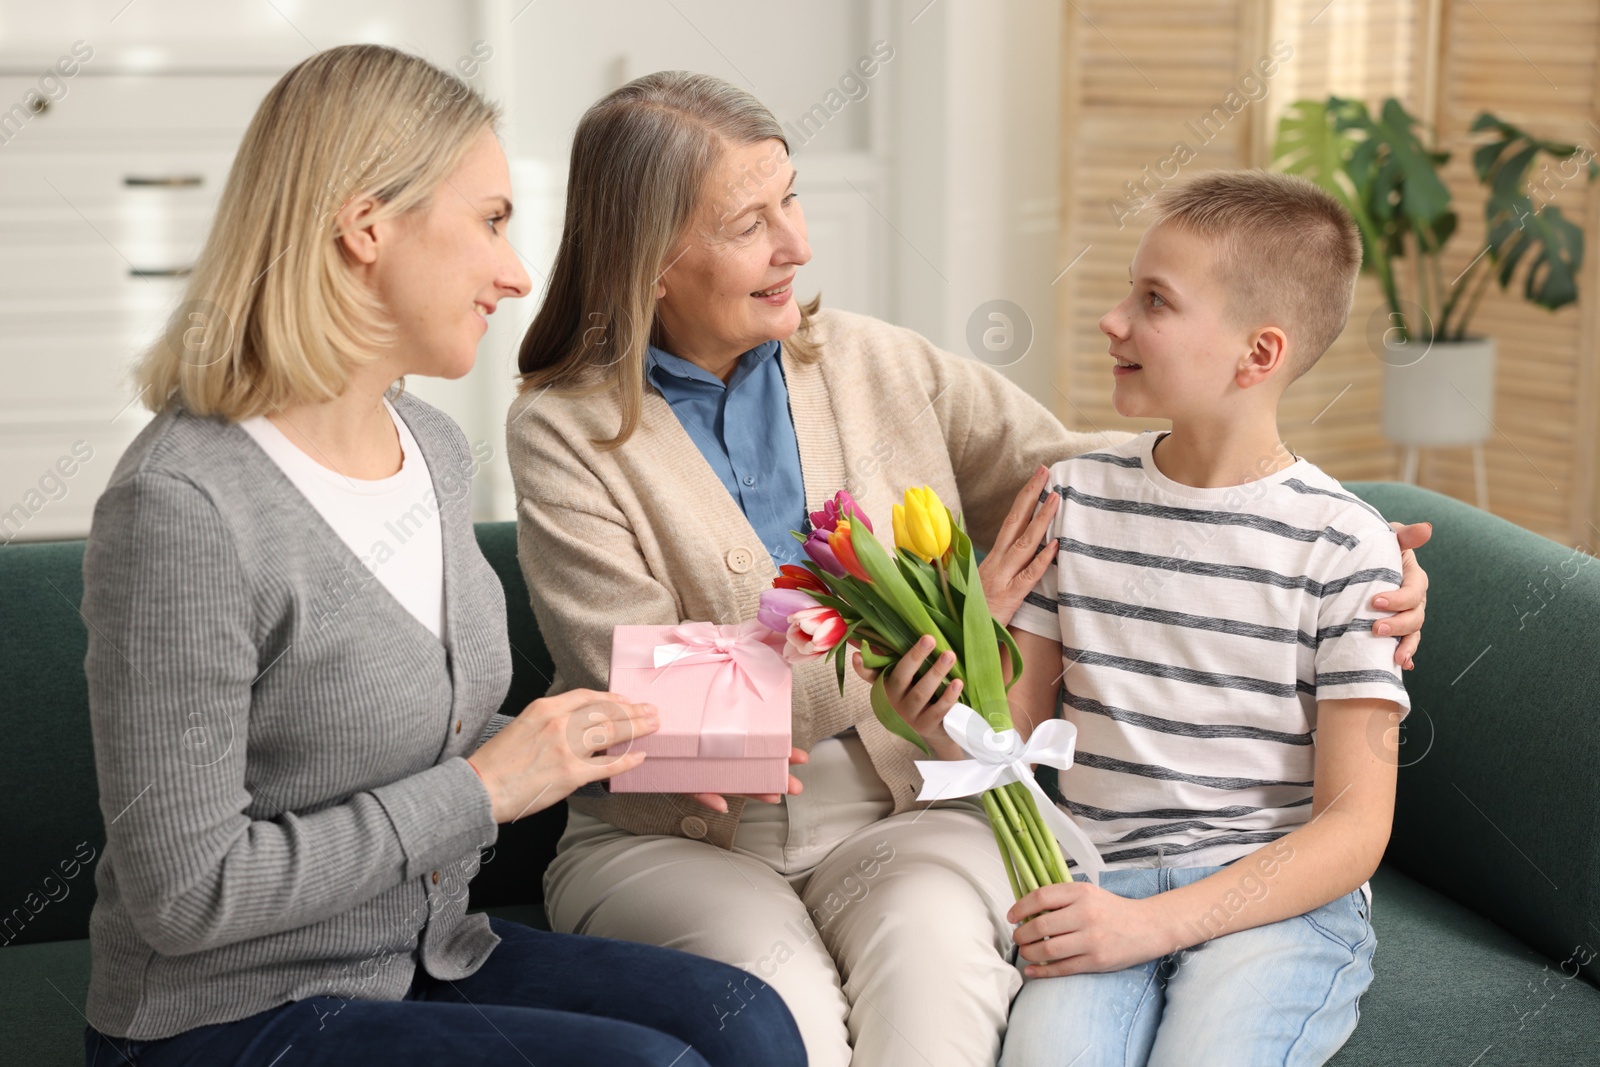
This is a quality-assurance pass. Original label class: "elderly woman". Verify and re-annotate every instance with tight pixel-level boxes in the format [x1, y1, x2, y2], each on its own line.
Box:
[509, 71, 1430, 1067]
[79, 47, 804, 1067]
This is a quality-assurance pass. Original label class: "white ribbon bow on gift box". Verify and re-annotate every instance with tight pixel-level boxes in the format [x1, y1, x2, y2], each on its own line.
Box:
[914, 702, 1105, 886]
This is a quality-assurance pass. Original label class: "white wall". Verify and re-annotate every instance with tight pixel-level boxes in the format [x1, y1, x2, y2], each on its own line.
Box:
[889, 0, 1064, 409]
[0, 0, 483, 539]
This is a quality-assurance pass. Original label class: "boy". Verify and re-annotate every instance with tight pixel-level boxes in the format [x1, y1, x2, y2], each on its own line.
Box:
[995, 172, 1410, 1066]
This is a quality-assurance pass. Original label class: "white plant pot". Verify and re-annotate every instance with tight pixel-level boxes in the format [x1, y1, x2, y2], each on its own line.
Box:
[1380, 337, 1497, 447]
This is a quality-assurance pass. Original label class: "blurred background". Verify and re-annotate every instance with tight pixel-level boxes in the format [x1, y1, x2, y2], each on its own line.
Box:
[0, 0, 1594, 550]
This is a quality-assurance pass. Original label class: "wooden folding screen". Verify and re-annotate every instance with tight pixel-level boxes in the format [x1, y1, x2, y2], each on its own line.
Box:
[1056, 0, 1600, 546]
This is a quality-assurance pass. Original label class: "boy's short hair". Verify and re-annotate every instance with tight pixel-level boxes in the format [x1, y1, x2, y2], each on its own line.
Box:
[1147, 170, 1362, 379]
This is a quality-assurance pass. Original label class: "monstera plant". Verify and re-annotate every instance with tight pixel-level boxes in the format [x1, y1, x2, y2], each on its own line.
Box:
[1273, 97, 1597, 499]
[1274, 96, 1597, 342]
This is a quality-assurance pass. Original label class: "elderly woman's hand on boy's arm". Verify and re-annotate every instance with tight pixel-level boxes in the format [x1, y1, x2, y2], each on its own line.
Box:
[979, 466, 1060, 627]
[1379, 521, 1433, 669]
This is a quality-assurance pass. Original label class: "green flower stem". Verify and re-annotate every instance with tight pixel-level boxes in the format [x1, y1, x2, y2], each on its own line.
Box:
[1037, 796, 1072, 884]
[1011, 780, 1049, 883]
[935, 558, 959, 622]
[1006, 782, 1052, 884]
[982, 792, 1024, 900]
[994, 783, 1050, 889]
[983, 790, 1039, 894]
[1012, 782, 1069, 885]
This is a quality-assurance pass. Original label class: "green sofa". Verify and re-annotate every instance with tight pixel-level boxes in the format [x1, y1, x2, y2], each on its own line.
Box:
[3, 483, 1596, 1065]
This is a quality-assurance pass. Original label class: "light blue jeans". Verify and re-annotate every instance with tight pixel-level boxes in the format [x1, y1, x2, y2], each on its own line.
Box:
[999, 865, 1375, 1067]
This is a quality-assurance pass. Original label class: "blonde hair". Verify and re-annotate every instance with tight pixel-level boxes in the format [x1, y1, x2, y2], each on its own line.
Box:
[135, 44, 499, 419]
[517, 70, 821, 449]
[1147, 170, 1361, 378]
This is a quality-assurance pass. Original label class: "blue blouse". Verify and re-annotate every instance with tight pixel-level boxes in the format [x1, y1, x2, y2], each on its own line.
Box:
[646, 340, 808, 568]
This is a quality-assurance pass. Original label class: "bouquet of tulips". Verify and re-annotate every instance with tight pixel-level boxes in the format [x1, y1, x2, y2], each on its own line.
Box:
[757, 487, 1084, 899]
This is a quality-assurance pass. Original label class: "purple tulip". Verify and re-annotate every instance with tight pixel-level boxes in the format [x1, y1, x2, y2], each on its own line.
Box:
[758, 587, 820, 634]
[803, 530, 846, 577]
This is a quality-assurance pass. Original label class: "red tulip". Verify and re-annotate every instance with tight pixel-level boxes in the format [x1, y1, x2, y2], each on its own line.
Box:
[784, 605, 847, 662]
[774, 565, 830, 595]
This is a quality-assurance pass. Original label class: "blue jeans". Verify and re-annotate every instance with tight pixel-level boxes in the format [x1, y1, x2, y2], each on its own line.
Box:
[999, 866, 1375, 1067]
[84, 918, 806, 1067]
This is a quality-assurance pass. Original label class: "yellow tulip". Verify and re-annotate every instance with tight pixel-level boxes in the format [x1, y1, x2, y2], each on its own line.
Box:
[892, 504, 911, 558]
[915, 487, 953, 558]
[893, 486, 952, 562]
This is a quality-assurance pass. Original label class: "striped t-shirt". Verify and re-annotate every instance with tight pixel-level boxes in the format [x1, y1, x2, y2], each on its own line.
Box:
[1011, 431, 1411, 871]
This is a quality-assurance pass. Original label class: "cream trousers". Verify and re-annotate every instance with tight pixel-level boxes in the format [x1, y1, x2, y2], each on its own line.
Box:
[543, 733, 1022, 1067]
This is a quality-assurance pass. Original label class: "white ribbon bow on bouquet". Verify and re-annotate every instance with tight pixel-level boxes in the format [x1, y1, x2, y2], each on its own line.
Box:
[914, 703, 1105, 886]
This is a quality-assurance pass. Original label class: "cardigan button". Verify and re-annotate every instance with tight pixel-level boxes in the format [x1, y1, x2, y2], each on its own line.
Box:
[431, 870, 439, 885]
[680, 815, 708, 839]
[725, 547, 754, 573]
[454, 720, 462, 734]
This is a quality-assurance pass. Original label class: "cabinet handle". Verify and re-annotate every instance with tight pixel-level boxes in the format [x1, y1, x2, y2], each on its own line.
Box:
[123, 176, 203, 188]
[129, 266, 193, 278]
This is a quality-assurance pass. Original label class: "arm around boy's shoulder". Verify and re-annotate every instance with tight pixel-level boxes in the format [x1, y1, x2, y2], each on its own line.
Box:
[1300, 472, 1413, 713]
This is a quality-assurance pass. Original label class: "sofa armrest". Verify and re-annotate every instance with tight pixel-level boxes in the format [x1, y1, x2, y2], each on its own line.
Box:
[1348, 483, 1600, 984]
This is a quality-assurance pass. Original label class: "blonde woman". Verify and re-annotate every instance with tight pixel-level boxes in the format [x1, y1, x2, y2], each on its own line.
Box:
[79, 46, 804, 1067]
[509, 72, 1434, 1067]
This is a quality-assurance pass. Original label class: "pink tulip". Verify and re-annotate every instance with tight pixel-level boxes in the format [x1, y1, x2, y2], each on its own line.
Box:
[809, 490, 873, 536]
[758, 587, 818, 634]
[784, 605, 847, 662]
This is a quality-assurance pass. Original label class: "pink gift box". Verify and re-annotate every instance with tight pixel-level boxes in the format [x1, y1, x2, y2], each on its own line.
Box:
[605, 621, 793, 794]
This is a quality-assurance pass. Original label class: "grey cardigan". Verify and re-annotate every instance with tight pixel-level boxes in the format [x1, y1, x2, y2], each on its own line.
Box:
[81, 392, 512, 1040]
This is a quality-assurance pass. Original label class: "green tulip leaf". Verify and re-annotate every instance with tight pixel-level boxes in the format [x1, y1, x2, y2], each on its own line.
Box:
[994, 618, 1024, 692]
[858, 642, 896, 671]
[896, 549, 946, 608]
[851, 523, 949, 654]
[871, 674, 931, 755]
[959, 541, 1009, 730]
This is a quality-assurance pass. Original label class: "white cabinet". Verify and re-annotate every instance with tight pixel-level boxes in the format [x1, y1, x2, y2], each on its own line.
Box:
[0, 73, 277, 542]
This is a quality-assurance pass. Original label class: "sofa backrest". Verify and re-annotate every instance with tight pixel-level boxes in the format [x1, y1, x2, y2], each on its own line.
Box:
[0, 524, 560, 949]
[1, 539, 99, 948]
[4, 484, 1595, 981]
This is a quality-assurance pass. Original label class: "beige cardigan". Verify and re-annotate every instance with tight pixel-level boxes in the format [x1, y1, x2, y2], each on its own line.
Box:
[508, 308, 1122, 849]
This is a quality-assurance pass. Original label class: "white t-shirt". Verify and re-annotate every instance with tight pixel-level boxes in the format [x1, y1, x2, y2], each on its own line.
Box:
[1011, 431, 1409, 873]
[240, 398, 445, 639]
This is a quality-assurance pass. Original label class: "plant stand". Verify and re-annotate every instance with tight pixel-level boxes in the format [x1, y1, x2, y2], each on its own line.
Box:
[1380, 337, 1496, 511]
[1397, 442, 1489, 511]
